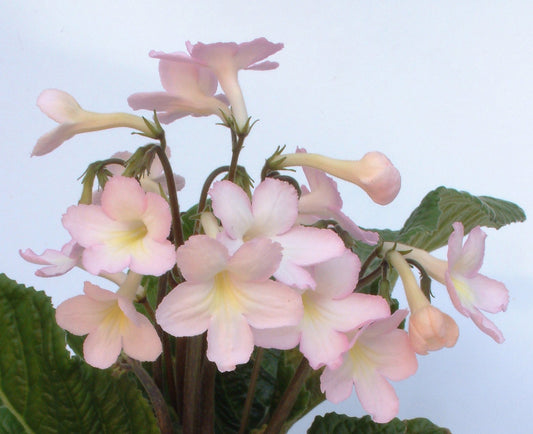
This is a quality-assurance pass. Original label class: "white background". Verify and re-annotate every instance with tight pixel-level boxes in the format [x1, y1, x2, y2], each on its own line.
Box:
[2, 1, 532, 433]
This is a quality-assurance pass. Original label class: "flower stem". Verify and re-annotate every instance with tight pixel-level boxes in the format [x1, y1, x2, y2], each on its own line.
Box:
[182, 334, 205, 434]
[228, 132, 246, 182]
[127, 357, 174, 434]
[264, 357, 312, 434]
[154, 144, 184, 247]
[238, 347, 265, 434]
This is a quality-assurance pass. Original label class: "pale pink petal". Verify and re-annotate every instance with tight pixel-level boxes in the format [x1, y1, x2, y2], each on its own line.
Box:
[228, 238, 282, 281]
[19, 240, 82, 277]
[313, 250, 360, 299]
[121, 309, 162, 362]
[81, 243, 131, 275]
[128, 92, 191, 122]
[101, 177, 147, 221]
[250, 178, 298, 236]
[156, 282, 213, 337]
[451, 224, 486, 276]
[62, 204, 116, 246]
[83, 281, 122, 302]
[252, 325, 300, 350]
[176, 235, 229, 282]
[37, 89, 81, 123]
[83, 321, 123, 369]
[467, 274, 509, 313]
[354, 368, 399, 424]
[273, 226, 345, 266]
[273, 260, 316, 289]
[328, 209, 380, 245]
[446, 221, 465, 269]
[129, 238, 176, 276]
[239, 280, 303, 329]
[142, 192, 173, 240]
[320, 361, 356, 404]
[33, 123, 79, 156]
[467, 307, 505, 343]
[210, 181, 254, 239]
[300, 322, 348, 369]
[158, 60, 218, 97]
[206, 310, 254, 372]
[55, 295, 111, 335]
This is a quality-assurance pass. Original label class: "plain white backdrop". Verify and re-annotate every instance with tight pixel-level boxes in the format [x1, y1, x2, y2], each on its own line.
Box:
[2, 1, 532, 433]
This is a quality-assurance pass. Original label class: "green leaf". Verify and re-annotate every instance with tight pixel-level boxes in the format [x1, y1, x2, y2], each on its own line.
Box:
[215, 348, 280, 433]
[393, 186, 525, 252]
[181, 203, 202, 241]
[307, 412, 451, 433]
[0, 274, 159, 433]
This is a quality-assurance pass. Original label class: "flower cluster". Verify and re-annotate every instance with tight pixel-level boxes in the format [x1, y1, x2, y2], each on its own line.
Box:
[22, 37, 514, 428]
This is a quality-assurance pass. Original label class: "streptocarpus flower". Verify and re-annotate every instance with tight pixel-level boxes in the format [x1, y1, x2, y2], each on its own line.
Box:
[387, 249, 458, 355]
[210, 178, 346, 289]
[150, 38, 283, 129]
[128, 60, 230, 123]
[386, 222, 510, 343]
[253, 250, 390, 369]
[19, 239, 83, 277]
[62, 175, 176, 276]
[296, 148, 379, 244]
[56, 273, 161, 369]
[32, 89, 155, 156]
[275, 150, 401, 205]
[320, 309, 418, 423]
[155, 235, 303, 372]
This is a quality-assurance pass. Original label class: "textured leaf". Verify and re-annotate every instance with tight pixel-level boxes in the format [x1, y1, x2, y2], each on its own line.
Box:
[393, 186, 525, 252]
[215, 348, 280, 433]
[307, 412, 451, 434]
[0, 274, 159, 433]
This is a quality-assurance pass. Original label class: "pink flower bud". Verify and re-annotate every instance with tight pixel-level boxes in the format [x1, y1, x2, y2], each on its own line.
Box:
[279, 151, 401, 205]
[408, 304, 459, 355]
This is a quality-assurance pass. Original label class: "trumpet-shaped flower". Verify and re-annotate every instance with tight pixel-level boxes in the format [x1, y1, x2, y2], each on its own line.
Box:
[155, 235, 303, 372]
[387, 250, 458, 354]
[253, 250, 390, 369]
[150, 38, 283, 129]
[56, 274, 162, 369]
[296, 148, 379, 245]
[32, 89, 155, 156]
[445, 222, 509, 343]
[320, 309, 418, 423]
[128, 60, 230, 123]
[276, 151, 401, 205]
[210, 178, 345, 289]
[19, 239, 83, 277]
[386, 222, 510, 343]
[62, 176, 176, 276]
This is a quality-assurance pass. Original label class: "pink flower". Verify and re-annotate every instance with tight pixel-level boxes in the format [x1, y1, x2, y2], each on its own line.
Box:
[296, 148, 379, 245]
[19, 239, 83, 277]
[445, 222, 509, 343]
[33, 89, 154, 156]
[253, 250, 390, 369]
[210, 178, 345, 289]
[56, 277, 162, 369]
[62, 176, 176, 276]
[320, 310, 418, 423]
[150, 38, 283, 129]
[276, 151, 401, 205]
[155, 235, 303, 372]
[128, 60, 230, 123]
[386, 249, 458, 355]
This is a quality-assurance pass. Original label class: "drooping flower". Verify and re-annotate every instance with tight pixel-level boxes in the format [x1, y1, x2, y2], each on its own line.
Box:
[385, 222, 510, 343]
[387, 249, 458, 354]
[19, 239, 83, 277]
[150, 38, 284, 129]
[32, 89, 156, 156]
[274, 150, 401, 205]
[320, 309, 418, 423]
[296, 148, 379, 245]
[155, 235, 303, 372]
[210, 178, 346, 289]
[253, 250, 390, 369]
[56, 273, 162, 369]
[128, 60, 230, 123]
[62, 175, 176, 276]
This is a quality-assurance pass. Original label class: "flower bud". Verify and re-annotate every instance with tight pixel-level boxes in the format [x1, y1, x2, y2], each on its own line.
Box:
[278, 151, 401, 205]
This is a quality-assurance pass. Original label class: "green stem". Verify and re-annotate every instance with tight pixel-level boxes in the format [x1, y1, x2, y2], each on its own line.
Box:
[264, 357, 312, 434]
[228, 133, 246, 182]
[193, 165, 230, 234]
[355, 265, 383, 292]
[127, 357, 174, 434]
[238, 348, 264, 434]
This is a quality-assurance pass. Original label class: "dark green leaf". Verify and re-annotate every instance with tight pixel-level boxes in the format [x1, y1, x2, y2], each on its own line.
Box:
[307, 412, 451, 434]
[0, 273, 159, 433]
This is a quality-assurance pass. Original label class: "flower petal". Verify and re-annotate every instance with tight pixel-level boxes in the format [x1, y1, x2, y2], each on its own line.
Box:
[176, 235, 229, 282]
[228, 238, 282, 281]
[210, 181, 254, 239]
[101, 176, 147, 221]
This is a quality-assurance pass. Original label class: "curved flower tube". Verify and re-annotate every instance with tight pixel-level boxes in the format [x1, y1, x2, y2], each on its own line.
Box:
[33, 89, 155, 156]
